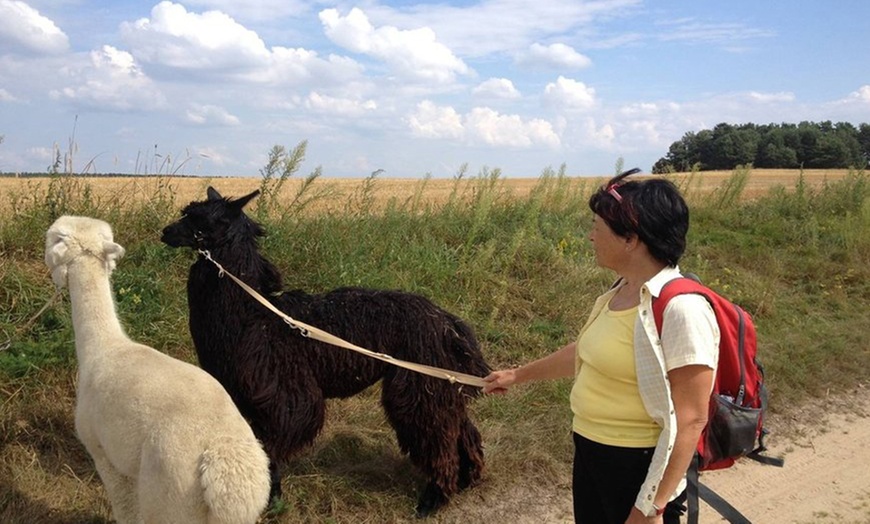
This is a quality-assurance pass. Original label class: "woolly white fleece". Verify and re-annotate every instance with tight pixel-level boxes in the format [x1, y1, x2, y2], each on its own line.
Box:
[45, 216, 270, 524]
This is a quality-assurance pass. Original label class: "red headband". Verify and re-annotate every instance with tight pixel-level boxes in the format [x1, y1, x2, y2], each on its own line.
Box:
[606, 183, 623, 202]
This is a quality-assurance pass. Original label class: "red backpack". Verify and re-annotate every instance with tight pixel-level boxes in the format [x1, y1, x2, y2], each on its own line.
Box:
[653, 276, 783, 523]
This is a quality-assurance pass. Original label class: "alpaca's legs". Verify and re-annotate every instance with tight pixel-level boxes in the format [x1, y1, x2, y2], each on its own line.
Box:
[457, 416, 485, 490]
[415, 481, 450, 518]
[409, 421, 460, 518]
[268, 458, 283, 501]
[381, 374, 464, 517]
[247, 380, 326, 504]
[91, 453, 143, 524]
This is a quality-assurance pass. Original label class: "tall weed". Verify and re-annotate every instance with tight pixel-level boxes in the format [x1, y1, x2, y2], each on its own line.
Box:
[703, 163, 751, 209]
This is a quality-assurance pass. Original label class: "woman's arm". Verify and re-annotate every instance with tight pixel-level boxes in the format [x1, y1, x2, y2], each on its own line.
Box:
[659, 364, 713, 495]
[627, 363, 713, 523]
[627, 364, 713, 523]
[482, 341, 576, 394]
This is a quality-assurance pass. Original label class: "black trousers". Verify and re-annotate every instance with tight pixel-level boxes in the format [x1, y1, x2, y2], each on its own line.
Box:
[572, 432, 686, 523]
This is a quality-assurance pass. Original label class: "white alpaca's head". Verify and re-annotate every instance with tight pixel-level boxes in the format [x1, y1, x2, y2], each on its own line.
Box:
[45, 216, 125, 288]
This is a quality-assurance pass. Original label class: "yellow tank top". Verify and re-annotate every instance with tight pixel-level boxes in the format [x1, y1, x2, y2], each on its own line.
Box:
[570, 302, 660, 447]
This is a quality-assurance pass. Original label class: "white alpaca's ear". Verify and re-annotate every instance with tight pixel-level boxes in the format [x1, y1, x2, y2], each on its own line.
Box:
[103, 241, 125, 272]
[45, 236, 70, 288]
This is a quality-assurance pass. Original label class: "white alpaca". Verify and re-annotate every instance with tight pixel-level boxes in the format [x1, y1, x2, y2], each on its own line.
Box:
[45, 216, 271, 524]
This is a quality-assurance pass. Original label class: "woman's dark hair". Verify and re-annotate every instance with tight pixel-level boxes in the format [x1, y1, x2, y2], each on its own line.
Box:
[588, 168, 689, 266]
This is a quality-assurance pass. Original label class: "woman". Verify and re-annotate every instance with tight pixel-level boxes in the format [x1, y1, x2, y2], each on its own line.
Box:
[483, 169, 719, 523]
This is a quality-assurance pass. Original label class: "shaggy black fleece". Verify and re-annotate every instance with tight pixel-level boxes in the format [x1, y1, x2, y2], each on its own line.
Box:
[161, 187, 491, 517]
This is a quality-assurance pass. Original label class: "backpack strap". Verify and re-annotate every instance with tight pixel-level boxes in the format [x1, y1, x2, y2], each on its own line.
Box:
[651, 276, 709, 336]
[686, 455, 754, 524]
[686, 455, 700, 524]
[653, 276, 751, 404]
[746, 427, 785, 467]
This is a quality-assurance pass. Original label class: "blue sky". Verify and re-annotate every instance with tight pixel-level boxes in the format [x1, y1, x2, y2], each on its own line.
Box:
[1, 0, 868, 178]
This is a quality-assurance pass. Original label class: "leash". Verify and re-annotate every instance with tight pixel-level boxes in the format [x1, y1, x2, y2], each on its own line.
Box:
[198, 250, 487, 388]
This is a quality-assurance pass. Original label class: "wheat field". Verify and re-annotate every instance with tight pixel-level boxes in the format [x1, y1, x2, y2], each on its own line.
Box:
[0, 169, 855, 214]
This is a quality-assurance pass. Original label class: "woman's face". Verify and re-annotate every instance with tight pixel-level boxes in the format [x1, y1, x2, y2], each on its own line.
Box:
[589, 214, 627, 271]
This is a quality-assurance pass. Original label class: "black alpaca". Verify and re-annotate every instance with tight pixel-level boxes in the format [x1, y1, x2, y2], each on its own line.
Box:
[160, 187, 490, 516]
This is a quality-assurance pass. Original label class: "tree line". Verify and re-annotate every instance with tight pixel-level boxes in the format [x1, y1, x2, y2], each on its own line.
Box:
[652, 121, 870, 173]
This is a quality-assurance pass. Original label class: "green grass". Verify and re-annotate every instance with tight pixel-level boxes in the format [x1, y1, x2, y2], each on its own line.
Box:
[1, 163, 868, 522]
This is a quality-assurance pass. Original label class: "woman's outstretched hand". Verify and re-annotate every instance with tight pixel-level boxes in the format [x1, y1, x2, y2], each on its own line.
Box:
[482, 369, 517, 394]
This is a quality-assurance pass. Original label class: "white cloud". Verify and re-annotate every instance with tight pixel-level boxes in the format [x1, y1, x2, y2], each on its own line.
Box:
[118, 2, 363, 89]
[121, 1, 270, 72]
[619, 102, 663, 116]
[0, 0, 69, 55]
[51, 45, 166, 111]
[184, 0, 310, 22]
[845, 85, 870, 104]
[192, 146, 230, 166]
[408, 100, 463, 139]
[185, 103, 240, 126]
[542, 76, 597, 111]
[0, 87, 17, 102]
[625, 120, 662, 146]
[466, 107, 560, 148]
[257, 46, 364, 86]
[25, 146, 55, 165]
[473, 78, 521, 100]
[596, 123, 616, 144]
[365, 0, 641, 58]
[319, 7, 470, 84]
[747, 91, 795, 103]
[824, 85, 870, 120]
[518, 43, 592, 69]
[304, 92, 377, 116]
[408, 101, 560, 148]
[576, 117, 616, 147]
[656, 19, 776, 45]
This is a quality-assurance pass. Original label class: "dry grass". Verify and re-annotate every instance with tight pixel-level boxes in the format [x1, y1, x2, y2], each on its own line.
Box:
[1, 374, 112, 524]
[0, 169, 854, 215]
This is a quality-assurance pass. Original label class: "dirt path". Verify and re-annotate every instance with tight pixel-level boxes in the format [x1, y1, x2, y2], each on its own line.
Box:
[447, 387, 870, 524]
[698, 387, 870, 524]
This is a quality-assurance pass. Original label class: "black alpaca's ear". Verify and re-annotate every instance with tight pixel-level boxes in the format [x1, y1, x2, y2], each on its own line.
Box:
[207, 186, 223, 201]
[232, 190, 260, 211]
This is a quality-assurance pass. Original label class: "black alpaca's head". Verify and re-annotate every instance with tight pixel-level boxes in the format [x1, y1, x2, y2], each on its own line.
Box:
[161, 186, 263, 251]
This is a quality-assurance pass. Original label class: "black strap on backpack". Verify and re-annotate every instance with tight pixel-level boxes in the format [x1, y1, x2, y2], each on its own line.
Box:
[686, 447, 785, 524]
[686, 454, 751, 524]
